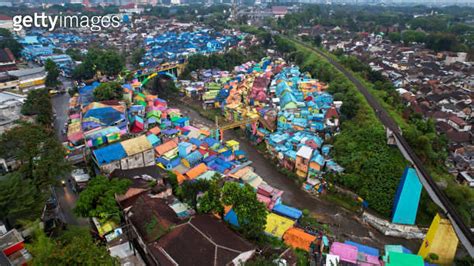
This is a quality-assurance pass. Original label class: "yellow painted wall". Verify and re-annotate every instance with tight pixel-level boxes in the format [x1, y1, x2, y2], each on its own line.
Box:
[19, 77, 45, 88]
[418, 214, 458, 265]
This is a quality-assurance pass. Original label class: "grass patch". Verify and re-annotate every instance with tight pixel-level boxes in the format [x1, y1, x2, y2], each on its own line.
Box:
[321, 193, 360, 213]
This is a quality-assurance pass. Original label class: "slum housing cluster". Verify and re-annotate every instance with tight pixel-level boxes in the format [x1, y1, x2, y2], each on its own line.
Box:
[178, 56, 461, 265]
[64, 76, 446, 266]
[62, 77, 322, 264]
[181, 58, 344, 195]
[140, 27, 244, 69]
[19, 33, 77, 77]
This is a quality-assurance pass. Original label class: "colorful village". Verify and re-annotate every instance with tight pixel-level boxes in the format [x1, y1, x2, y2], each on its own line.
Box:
[0, 9, 466, 266]
[57, 53, 460, 265]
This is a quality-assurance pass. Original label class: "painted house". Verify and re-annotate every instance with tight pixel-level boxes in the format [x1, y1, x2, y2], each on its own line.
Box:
[92, 135, 154, 174]
[295, 145, 313, 178]
[182, 150, 203, 168]
[184, 163, 208, 182]
[155, 139, 178, 157]
[178, 142, 193, 158]
[92, 143, 127, 174]
[264, 213, 295, 239]
[283, 228, 316, 252]
[308, 152, 325, 176]
[119, 135, 155, 170]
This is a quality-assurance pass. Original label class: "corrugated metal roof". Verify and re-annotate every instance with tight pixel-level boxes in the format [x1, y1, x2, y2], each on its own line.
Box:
[185, 163, 208, 179]
[296, 145, 313, 159]
[121, 135, 152, 156]
[264, 213, 295, 239]
[93, 143, 127, 166]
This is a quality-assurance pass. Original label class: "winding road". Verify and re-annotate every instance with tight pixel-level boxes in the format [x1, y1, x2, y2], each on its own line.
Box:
[290, 38, 474, 256]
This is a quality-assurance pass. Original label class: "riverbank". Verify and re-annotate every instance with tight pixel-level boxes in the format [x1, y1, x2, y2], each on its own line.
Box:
[168, 96, 421, 251]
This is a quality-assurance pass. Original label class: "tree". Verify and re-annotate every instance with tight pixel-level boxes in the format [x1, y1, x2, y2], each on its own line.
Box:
[197, 176, 224, 215]
[221, 182, 267, 239]
[0, 35, 23, 58]
[131, 47, 145, 67]
[27, 226, 118, 265]
[313, 35, 322, 47]
[401, 30, 426, 44]
[66, 48, 83, 61]
[21, 89, 53, 126]
[72, 57, 96, 80]
[45, 59, 60, 87]
[177, 179, 212, 208]
[387, 32, 401, 43]
[0, 123, 70, 189]
[72, 49, 124, 80]
[74, 175, 131, 223]
[93, 81, 123, 101]
[97, 50, 124, 76]
[0, 28, 12, 38]
[0, 173, 45, 227]
[425, 33, 459, 52]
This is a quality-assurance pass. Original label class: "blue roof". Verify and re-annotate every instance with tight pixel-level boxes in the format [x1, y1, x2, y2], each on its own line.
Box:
[221, 150, 233, 158]
[93, 143, 127, 166]
[344, 240, 379, 257]
[146, 134, 161, 146]
[203, 154, 217, 164]
[203, 137, 219, 147]
[189, 138, 202, 146]
[224, 209, 240, 227]
[311, 153, 325, 165]
[162, 128, 179, 135]
[83, 107, 124, 126]
[272, 204, 302, 220]
[184, 150, 203, 165]
[234, 150, 245, 156]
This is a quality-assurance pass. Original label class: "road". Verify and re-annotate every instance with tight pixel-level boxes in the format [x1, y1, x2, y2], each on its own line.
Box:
[51, 78, 89, 227]
[169, 101, 420, 251]
[290, 38, 474, 255]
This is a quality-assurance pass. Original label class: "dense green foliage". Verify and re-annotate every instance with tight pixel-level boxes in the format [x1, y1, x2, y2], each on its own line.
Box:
[177, 178, 215, 208]
[178, 178, 267, 239]
[73, 48, 124, 80]
[221, 182, 267, 239]
[130, 47, 145, 67]
[196, 178, 224, 216]
[0, 28, 23, 57]
[21, 89, 54, 126]
[0, 123, 70, 190]
[66, 48, 84, 61]
[0, 122, 69, 226]
[27, 226, 118, 265]
[180, 46, 266, 79]
[93, 81, 123, 101]
[0, 173, 46, 226]
[45, 59, 60, 88]
[74, 175, 131, 223]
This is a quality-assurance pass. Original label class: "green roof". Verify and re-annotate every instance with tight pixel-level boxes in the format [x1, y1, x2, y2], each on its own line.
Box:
[387, 252, 424, 266]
